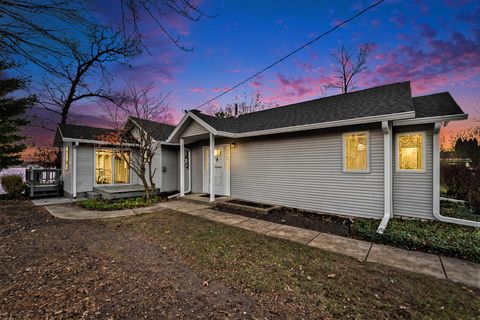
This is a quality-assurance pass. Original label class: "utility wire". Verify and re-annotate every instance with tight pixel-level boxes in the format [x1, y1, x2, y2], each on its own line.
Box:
[188, 0, 385, 111]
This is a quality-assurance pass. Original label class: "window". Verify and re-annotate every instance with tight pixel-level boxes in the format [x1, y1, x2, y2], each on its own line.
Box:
[397, 132, 425, 171]
[343, 132, 369, 172]
[114, 151, 130, 184]
[96, 149, 113, 184]
[64, 145, 69, 171]
[96, 149, 130, 185]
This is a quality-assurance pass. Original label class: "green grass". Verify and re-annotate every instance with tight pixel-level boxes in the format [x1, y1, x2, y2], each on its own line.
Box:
[78, 196, 163, 211]
[353, 217, 480, 263]
[114, 211, 480, 319]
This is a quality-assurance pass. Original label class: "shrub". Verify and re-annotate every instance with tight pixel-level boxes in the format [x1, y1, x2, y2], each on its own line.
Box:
[0, 174, 26, 199]
[78, 196, 164, 211]
[441, 165, 480, 213]
[353, 217, 480, 262]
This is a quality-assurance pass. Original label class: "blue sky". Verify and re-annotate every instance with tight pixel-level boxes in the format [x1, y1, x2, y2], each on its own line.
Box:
[20, 0, 480, 144]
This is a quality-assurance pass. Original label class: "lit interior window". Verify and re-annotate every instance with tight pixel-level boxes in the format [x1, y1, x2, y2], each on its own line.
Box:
[65, 145, 69, 171]
[344, 133, 368, 171]
[398, 133, 424, 171]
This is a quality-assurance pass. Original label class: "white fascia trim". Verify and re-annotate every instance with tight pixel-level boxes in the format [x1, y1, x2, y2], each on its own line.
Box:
[231, 111, 415, 138]
[167, 112, 218, 142]
[62, 137, 139, 147]
[393, 113, 468, 126]
[167, 111, 416, 142]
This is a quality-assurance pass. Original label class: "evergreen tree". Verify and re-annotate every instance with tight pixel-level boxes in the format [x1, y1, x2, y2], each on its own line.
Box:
[0, 61, 35, 169]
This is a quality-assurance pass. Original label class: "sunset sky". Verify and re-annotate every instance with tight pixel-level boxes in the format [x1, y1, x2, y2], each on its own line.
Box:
[19, 0, 480, 145]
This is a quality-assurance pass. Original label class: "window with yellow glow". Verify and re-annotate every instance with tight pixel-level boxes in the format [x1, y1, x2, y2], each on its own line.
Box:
[114, 151, 130, 184]
[397, 133, 424, 171]
[344, 132, 368, 171]
[64, 145, 69, 171]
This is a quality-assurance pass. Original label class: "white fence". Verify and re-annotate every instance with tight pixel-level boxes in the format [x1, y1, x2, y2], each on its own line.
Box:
[0, 168, 26, 194]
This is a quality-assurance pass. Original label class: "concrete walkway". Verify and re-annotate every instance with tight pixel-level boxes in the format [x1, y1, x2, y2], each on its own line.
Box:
[42, 199, 480, 289]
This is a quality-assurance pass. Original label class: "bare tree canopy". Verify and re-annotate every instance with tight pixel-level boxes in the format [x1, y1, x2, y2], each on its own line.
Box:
[208, 92, 277, 118]
[36, 26, 140, 129]
[120, 0, 214, 51]
[326, 44, 374, 94]
[102, 81, 171, 198]
[1, 0, 212, 72]
[0, 0, 92, 73]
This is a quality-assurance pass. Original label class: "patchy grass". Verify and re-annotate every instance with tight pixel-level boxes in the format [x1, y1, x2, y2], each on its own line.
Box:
[78, 196, 164, 211]
[441, 200, 480, 222]
[116, 211, 480, 319]
[353, 217, 480, 263]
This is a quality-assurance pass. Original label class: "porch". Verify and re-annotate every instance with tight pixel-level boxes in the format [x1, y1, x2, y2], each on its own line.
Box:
[91, 185, 160, 200]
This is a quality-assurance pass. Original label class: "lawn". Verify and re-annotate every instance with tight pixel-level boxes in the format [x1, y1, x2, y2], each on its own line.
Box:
[0, 201, 479, 319]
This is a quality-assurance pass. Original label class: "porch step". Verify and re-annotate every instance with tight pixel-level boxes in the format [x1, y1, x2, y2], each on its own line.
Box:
[86, 192, 102, 199]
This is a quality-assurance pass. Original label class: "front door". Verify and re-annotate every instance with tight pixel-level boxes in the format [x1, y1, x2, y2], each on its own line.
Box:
[203, 145, 230, 196]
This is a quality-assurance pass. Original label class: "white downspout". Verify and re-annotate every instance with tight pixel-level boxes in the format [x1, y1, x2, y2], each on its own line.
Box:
[72, 142, 78, 198]
[180, 138, 185, 196]
[377, 121, 393, 233]
[432, 122, 480, 227]
[209, 133, 215, 202]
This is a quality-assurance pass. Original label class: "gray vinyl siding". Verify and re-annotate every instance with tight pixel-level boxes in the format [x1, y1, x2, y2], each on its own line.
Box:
[161, 146, 179, 192]
[62, 142, 72, 194]
[76, 146, 94, 193]
[188, 125, 385, 218]
[393, 124, 434, 219]
[182, 120, 209, 137]
[231, 128, 384, 219]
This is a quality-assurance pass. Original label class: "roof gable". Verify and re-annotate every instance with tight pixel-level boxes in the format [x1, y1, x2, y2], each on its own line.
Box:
[128, 117, 176, 141]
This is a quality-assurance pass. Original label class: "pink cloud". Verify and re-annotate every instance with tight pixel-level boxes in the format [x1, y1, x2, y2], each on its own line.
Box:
[189, 87, 206, 93]
[212, 87, 229, 93]
[229, 69, 241, 73]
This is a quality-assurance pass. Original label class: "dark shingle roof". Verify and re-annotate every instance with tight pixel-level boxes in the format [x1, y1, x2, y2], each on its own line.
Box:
[128, 117, 176, 141]
[54, 124, 117, 147]
[193, 82, 414, 133]
[412, 92, 465, 118]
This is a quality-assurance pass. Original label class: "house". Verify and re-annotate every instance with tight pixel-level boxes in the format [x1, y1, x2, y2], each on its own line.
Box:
[53, 117, 190, 199]
[54, 81, 477, 229]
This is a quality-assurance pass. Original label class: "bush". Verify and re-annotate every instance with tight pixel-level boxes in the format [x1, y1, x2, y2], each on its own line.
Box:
[353, 217, 480, 262]
[0, 174, 26, 199]
[441, 165, 480, 213]
[78, 196, 164, 211]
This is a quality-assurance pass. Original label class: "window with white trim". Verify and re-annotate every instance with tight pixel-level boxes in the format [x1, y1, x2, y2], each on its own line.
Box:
[343, 132, 369, 171]
[396, 132, 425, 171]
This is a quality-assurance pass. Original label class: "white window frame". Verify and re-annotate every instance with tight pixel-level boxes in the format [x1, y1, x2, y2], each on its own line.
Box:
[93, 147, 132, 186]
[342, 131, 370, 173]
[395, 131, 426, 173]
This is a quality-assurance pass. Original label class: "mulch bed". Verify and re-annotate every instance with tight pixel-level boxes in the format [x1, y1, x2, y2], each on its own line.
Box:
[214, 203, 354, 237]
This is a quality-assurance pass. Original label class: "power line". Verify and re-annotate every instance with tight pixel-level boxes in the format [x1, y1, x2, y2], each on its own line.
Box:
[188, 0, 385, 111]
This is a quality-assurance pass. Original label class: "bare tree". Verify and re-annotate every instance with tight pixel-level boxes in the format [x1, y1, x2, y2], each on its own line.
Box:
[208, 92, 277, 118]
[35, 26, 140, 129]
[326, 44, 373, 94]
[119, 0, 215, 51]
[101, 81, 170, 199]
[0, 0, 92, 73]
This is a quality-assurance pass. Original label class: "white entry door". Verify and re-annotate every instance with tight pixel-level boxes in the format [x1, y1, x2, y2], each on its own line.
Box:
[203, 145, 230, 196]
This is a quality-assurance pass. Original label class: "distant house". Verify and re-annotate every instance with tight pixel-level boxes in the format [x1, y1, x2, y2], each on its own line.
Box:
[55, 81, 469, 225]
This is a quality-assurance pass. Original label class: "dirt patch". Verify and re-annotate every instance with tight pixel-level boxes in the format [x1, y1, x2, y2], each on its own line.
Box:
[215, 204, 353, 237]
[227, 199, 274, 209]
[0, 201, 260, 319]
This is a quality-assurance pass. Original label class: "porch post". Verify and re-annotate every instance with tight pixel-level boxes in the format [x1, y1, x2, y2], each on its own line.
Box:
[72, 142, 78, 198]
[209, 133, 215, 202]
[180, 138, 185, 196]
